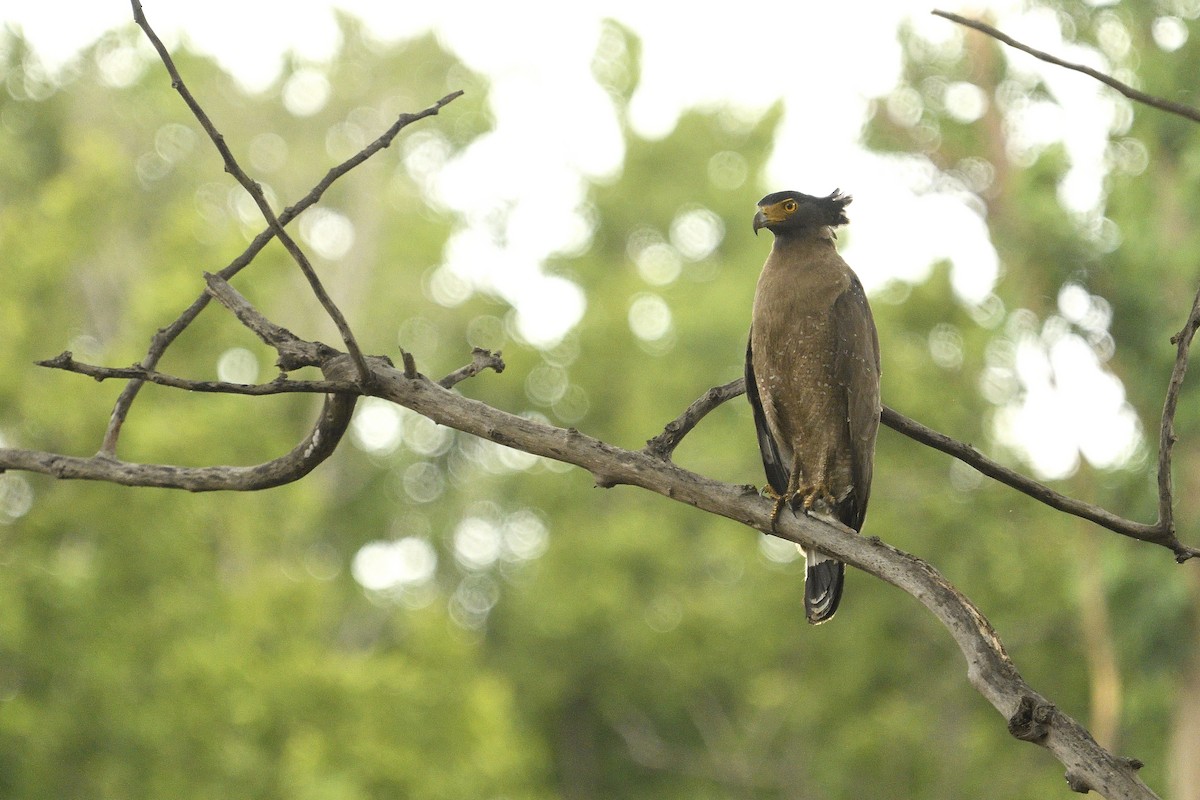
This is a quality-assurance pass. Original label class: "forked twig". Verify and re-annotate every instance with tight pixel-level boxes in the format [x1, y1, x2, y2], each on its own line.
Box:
[439, 348, 507, 389]
[644, 379, 748, 459]
[37, 352, 359, 397]
[100, 4, 460, 456]
[933, 9, 1200, 562]
[130, 0, 370, 382]
[647, 378, 1199, 561]
[1157, 287, 1200, 547]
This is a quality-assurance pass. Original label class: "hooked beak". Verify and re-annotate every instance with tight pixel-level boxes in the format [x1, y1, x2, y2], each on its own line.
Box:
[752, 209, 767, 235]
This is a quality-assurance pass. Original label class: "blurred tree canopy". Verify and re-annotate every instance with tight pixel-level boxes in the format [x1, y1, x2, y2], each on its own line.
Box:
[1, 3, 1199, 798]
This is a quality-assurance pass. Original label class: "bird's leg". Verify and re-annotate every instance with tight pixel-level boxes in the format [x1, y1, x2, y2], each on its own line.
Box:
[761, 469, 839, 531]
[765, 473, 811, 532]
[769, 492, 787, 531]
[759, 484, 788, 531]
[764, 481, 838, 532]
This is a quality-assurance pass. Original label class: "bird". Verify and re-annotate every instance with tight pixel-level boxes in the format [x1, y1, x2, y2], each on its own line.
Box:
[745, 189, 881, 624]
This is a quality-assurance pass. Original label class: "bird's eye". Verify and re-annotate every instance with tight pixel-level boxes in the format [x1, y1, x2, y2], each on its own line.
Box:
[783, 200, 798, 213]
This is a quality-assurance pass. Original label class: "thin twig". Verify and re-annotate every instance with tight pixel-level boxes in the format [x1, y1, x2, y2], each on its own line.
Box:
[933, 9, 1200, 564]
[130, 1, 371, 386]
[201, 272, 336, 368]
[932, 10, 1200, 124]
[647, 378, 1198, 561]
[6, 348, 362, 491]
[39, 346, 503, 403]
[438, 348, 507, 389]
[97, 67, 460, 457]
[37, 352, 360, 397]
[1159, 289, 1200, 536]
[644, 378, 748, 459]
[880, 407, 1199, 560]
[286, 91, 462, 219]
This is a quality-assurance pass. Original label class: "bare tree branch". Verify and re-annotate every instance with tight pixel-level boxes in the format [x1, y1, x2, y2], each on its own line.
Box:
[130, 0, 371, 386]
[932, 9, 1200, 564]
[4, 352, 359, 491]
[1158, 288, 1200, 544]
[98, 22, 460, 458]
[647, 378, 1200, 562]
[200, 271, 338, 369]
[33, 272, 500, 404]
[438, 348, 507, 389]
[644, 378, 747, 459]
[36, 352, 358, 397]
[880, 406, 1200, 561]
[367, 359, 1156, 800]
[931, 10, 1200, 124]
[0, 337, 1165, 797]
[10, 348, 509, 491]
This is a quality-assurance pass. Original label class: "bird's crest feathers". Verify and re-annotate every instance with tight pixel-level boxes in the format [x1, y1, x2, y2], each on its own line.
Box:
[754, 189, 851, 233]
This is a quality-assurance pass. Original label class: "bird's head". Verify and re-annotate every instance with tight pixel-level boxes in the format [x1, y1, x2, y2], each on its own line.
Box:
[753, 189, 851, 236]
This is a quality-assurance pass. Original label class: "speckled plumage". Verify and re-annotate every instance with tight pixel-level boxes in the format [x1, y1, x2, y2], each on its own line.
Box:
[746, 190, 881, 624]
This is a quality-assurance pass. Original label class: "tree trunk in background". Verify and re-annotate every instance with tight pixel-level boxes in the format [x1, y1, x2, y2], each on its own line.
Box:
[1170, 571, 1200, 800]
[1076, 527, 1122, 751]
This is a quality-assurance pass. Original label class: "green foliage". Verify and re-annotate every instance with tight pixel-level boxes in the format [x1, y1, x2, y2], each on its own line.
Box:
[2, 3, 1199, 798]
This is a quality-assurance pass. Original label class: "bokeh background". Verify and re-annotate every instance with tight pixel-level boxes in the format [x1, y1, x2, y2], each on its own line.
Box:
[2, 1, 1199, 797]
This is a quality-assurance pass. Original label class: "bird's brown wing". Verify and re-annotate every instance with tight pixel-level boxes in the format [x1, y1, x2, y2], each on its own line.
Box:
[832, 274, 881, 531]
[745, 331, 789, 496]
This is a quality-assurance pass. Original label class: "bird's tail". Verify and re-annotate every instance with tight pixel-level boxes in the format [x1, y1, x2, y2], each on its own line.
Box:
[803, 548, 844, 624]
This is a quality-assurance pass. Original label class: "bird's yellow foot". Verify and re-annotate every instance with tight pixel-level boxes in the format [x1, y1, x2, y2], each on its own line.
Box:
[758, 485, 787, 530]
[761, 484, 837, 530]
[763, 484, 818, 531]
[801, 486, 838, 517]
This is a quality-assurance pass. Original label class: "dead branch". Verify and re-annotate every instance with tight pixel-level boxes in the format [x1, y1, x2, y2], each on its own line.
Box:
[0, 337, 1163, 798]
[931, 9, 1200, 563]
[3, 354, 358, 491]
[37, 352, 358, 397]
[377, 361, 1159, 799]
[644, 378, 747, 459]
[1158, 287, 1200, 548]
[879, 405, 1198, 561]
[931, 10, 1200, 124]
[130, 0, 371, 385]
[646, 378, 1199, 562]
[97, 36, 460, 460]
[439, 348, 507, 389]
